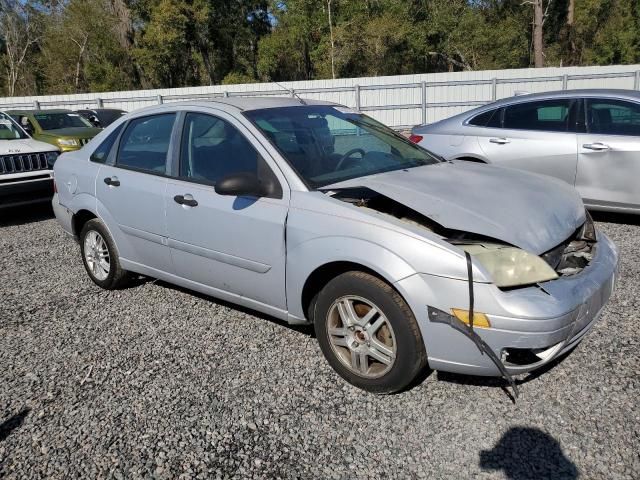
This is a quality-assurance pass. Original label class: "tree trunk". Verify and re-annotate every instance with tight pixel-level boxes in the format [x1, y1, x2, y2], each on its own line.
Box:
[74, 36, 87, 90]
[533, 0, 544, 67]
[108, 0, 134, 50]
[327, 0, 336, 79]
[567, 0, 576, 63]
[567, 0, 574, 25]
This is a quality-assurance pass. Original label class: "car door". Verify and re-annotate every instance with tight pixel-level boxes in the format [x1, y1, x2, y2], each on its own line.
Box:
[576, 98, 640, 210]
[476, 98, 578, 185]
[165, 110, 289, 310]
[95, 113, 177, 274]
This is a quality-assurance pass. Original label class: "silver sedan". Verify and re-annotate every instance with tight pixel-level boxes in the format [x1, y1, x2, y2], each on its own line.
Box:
[411, 89, 640, 213]
[52, 97, 617, 394]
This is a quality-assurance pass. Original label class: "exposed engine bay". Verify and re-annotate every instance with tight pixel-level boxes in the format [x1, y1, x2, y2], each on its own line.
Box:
[326, 186, 597, 279]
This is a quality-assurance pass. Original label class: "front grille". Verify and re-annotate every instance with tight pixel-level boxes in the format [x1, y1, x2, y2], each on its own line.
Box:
[0, 152, 52, 175]
[79, 138, 90, 146]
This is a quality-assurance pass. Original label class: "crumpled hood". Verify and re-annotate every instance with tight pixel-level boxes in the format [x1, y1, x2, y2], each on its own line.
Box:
[0, 138, 59, 154]
[326, 161, 586, 254]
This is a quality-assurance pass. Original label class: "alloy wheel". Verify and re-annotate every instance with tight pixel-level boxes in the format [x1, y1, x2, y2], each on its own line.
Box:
[326, 295, 397, 378]
[84, 230, 110, 281]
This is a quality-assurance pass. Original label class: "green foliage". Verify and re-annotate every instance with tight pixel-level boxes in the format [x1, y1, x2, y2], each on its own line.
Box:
[0, 0, 638, 96]
[39, 0, 134, 93]
[222, 71, 257, 85]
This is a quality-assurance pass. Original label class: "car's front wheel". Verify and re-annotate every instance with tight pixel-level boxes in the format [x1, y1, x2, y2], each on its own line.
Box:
[314, 271, 428, 393]
[80, 219, 129, 290]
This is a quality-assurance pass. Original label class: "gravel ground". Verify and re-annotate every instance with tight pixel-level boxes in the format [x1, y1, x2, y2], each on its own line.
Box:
[0, 205, 638, 479]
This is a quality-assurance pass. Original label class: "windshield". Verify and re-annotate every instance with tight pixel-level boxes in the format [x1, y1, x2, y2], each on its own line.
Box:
[34, 112, 93, 130]
[0, 112, 28, 140]
[244, 105, 440, 188]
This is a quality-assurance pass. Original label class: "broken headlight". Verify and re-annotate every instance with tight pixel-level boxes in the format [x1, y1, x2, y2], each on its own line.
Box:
[461, 243, 558, 288]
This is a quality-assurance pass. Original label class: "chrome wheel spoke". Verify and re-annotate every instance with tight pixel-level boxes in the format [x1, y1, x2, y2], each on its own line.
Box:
[370, 337, 394, 359]
[328, 327, 347, 337]
[331, 336, 349, 348]
[328, 327, 349, 348]
[358, 306, 378, 327]
[368, 342, 394, 365]
[337, 299, 359, 327]
[98, 258, 110, 272]
[351, 350, 368, 374]
[365, 315, 385, 335]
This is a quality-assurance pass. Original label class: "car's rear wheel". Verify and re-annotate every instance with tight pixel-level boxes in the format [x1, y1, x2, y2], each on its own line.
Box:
[80, 219, 128, 289]
[314, 271, 427, 393]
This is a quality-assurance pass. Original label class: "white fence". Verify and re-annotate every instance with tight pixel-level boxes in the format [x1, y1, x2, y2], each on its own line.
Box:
[1, 64, 639, 129]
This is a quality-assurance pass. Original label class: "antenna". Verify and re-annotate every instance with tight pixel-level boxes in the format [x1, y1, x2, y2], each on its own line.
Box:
[273, 81, 307, 105]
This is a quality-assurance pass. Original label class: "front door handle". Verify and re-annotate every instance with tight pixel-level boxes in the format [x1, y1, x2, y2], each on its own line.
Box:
[103, 176, 120, 187]
[489, 137, 510, 145]
[583, 142, 610, 151]
[174, 194, 198, 207]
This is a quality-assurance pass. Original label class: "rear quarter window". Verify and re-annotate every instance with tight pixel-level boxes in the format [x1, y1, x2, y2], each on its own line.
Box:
[469, 109, 501, 127]
[90, 123, 124, 163]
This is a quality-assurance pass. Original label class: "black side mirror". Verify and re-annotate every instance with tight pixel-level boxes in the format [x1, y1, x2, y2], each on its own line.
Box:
[215, 172, 267, 197]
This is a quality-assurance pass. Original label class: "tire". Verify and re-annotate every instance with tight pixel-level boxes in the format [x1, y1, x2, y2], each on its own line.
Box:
[314, 271, 427, 394]
[79, 219, 129, 290]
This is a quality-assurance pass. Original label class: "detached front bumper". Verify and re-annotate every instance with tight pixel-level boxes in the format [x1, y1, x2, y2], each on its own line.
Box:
[397, 232, 618, 377]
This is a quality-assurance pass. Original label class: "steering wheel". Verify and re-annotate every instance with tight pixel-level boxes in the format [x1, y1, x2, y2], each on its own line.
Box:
[335, 148, 366, 171]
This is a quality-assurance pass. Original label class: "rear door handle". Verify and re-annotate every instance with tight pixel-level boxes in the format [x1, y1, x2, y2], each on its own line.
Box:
[174, 194, 198, 207]
[489, 137, 510, 145]
[103, 176, 120, 187]
[583, 142, 610, 151]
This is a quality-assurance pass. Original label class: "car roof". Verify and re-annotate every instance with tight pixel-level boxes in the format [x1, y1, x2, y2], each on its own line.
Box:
[77, 108, 126, 113]
[487, 89, 640, 108]
[132, 97, 339, 116]
[5, 109, 73, 115]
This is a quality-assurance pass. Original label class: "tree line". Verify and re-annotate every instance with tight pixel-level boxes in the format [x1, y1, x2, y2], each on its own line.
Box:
[0, 0, 638, 97]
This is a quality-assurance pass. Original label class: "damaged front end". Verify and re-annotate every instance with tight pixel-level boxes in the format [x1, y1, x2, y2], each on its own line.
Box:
[326, 186, 598, 288]
[540, 211, 597, 277]
[325, 187, 602, 401]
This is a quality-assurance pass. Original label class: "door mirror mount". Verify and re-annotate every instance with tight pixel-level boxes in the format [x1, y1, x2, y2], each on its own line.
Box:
[215, 172, 268, 198]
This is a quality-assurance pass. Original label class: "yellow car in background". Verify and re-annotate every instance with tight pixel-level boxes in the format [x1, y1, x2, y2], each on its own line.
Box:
[7, 109, 102, 152]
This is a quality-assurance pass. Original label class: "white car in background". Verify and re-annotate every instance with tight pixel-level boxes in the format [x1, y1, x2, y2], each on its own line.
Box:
[0, 111, 59, 209]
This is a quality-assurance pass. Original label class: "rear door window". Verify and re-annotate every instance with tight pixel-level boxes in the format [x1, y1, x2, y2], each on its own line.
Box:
[504, 99, 572, 132]
[116, 114, 176, 174]
[586, 99, 640, 136]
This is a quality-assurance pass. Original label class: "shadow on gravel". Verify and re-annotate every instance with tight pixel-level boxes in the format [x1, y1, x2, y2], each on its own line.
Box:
[480, 427, 578, 479]
[153, 280, 315, 337]
[0, 408, 30, 443]
[0, 203, 54, 227]
[591, 210, 640, 226]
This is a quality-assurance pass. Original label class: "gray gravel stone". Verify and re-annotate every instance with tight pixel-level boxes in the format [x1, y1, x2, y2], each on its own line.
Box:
[0, 205, 638, 479]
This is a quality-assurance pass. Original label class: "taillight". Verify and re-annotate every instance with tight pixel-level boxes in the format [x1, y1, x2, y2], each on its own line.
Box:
[408, 134, 423, 144]
[53, 178, 57, 193]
